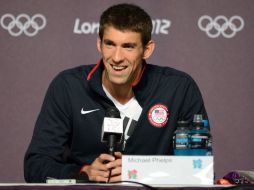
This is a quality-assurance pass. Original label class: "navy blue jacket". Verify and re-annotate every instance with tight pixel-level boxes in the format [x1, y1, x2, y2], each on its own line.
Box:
[24, 61, 208, 182]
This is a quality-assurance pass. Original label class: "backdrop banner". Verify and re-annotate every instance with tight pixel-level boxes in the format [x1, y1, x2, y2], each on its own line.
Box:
[0, 0, 253, 182]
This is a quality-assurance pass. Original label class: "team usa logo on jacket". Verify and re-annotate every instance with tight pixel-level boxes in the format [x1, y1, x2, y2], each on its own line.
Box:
[148, 104, 169, 128]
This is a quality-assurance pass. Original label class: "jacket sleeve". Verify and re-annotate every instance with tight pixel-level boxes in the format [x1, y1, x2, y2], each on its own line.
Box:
[179, 77, 209, 127]
[24, 74, 80, 182]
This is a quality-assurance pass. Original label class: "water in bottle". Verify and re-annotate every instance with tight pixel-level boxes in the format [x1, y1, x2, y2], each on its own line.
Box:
[173, 120, 191, 155]
[189, 114, 211, 155]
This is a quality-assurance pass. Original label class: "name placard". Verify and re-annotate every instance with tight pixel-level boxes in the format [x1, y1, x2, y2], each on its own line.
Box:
[122, 155, 214, 185]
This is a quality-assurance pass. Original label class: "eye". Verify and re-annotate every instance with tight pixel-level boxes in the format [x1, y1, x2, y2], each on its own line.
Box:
[103, 40, 115, 48]
[123, 44, 135, 51]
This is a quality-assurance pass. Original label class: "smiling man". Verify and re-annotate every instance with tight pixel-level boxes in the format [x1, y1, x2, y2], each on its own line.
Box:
[99, 27, 154, 104]
[24, 3, 209, 183]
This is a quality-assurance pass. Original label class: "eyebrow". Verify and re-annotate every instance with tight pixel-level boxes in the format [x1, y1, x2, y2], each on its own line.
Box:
[122, 43, 137, 48]
[103, 39, 138, 48]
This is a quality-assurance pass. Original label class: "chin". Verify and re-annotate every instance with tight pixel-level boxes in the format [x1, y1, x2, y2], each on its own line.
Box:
[111, 81, 126, 85]
[109, 78, 128, 86]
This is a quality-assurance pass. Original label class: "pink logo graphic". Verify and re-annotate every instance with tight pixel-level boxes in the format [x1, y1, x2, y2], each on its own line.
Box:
[128, 169, 138, 179]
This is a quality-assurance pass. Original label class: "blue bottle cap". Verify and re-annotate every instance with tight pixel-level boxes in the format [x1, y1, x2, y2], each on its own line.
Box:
[203, 119, 209, 127]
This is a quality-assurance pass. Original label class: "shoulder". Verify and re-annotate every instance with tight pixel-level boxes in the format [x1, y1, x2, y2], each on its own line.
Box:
[146, 64, 195, 83]
[47, 64, 96, 91]
[51, 65, 95, 83]
[58, 64, 95, 79]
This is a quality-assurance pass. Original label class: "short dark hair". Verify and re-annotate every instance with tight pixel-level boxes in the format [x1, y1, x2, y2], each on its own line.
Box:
[99, 3, 152, 46]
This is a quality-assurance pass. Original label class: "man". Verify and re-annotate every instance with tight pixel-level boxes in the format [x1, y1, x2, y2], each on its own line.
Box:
[24, 3, 209, 183]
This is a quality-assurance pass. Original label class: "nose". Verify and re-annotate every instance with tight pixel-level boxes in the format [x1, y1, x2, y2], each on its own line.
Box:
[112, 47, 124, 63]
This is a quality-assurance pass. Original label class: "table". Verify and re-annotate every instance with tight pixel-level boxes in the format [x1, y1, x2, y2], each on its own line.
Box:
[0, 183, 254, 190]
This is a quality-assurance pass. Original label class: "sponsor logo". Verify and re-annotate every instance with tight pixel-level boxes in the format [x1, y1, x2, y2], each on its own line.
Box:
[0, 13, 46, 37]
[198, 15, 244, 38]
[81, 108, 100, 115]
[74, 18, 171, 35]
[148, 104, 169, 128]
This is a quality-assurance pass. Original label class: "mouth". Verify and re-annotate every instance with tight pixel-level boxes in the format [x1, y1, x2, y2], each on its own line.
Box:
[110, 64, 128, 71]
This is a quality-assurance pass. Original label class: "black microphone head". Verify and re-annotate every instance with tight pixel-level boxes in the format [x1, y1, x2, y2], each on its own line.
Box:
[105, 107, 121, 118]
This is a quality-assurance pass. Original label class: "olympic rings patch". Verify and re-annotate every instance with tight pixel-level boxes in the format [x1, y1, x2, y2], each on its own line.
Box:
[148, 104, 169, 128]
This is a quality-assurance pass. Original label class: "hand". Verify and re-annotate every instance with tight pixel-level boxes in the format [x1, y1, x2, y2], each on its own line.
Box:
[80, 152, 122, 183]
[107, 152, 122, 182]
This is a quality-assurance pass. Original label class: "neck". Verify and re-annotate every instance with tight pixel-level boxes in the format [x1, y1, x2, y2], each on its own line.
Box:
[102, 62, 145, 104]
[102, 72, 134, 104]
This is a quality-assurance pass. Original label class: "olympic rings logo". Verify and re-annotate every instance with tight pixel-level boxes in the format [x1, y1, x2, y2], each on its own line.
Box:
[0, 13, 46, 37]
[198, 15, 244, 38]
[152, 115, 166, 123]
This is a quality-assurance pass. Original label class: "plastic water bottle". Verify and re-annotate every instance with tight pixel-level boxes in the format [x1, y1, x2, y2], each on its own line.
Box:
[203, 119, 212, 155]
[189, 114, 211, 155]
[173, 120, 191, 155]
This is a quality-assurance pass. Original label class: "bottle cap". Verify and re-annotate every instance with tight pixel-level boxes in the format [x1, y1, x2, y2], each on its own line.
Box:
[203, 119, 209, 127]
[177, 120, 189, 128]
[193, 114, 204, 128]
[193, 114, 203, 123]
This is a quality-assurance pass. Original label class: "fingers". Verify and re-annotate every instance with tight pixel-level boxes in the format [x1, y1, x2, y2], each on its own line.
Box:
[109, 174, 122, 182]
[105, 155, 122, 182]
[114, 152, 122, 159]
[85, 153, 122, 183]
[105, 156, 121, 169]
[87, 169, 110, 182]
[109, 165, 122, 177]
[98, 153, 116, 163]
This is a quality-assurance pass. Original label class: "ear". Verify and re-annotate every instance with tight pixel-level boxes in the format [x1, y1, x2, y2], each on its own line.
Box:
[143, 40, 155, 59]
[97, 37, 102, 53]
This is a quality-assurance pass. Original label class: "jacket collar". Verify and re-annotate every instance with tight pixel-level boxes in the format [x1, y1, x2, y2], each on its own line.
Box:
[87, 59, 149, 106]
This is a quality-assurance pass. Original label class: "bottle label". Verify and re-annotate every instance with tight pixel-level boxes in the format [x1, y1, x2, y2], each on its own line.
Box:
[189, 133, 208, 149]
[174, 134, 188, 149]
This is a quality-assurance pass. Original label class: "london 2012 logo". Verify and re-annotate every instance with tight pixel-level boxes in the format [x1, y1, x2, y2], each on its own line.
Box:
[198, 15, 244, 38]
[73, 18, 171, 35]
[0, 13, 47, 37]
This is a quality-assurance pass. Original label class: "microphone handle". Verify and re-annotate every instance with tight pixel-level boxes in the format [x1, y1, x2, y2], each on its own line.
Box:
[107, 134, 116, 183]
[108, 134, 116, 156]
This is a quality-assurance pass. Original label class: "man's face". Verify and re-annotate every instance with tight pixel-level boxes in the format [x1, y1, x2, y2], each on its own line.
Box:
[98, 26, 146, 87]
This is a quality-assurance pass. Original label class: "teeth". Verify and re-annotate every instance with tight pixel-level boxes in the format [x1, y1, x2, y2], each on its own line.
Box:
[112, 65, 126, 70]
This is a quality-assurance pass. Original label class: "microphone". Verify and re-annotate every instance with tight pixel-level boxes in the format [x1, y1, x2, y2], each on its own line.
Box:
[101, 107, 123, 155]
